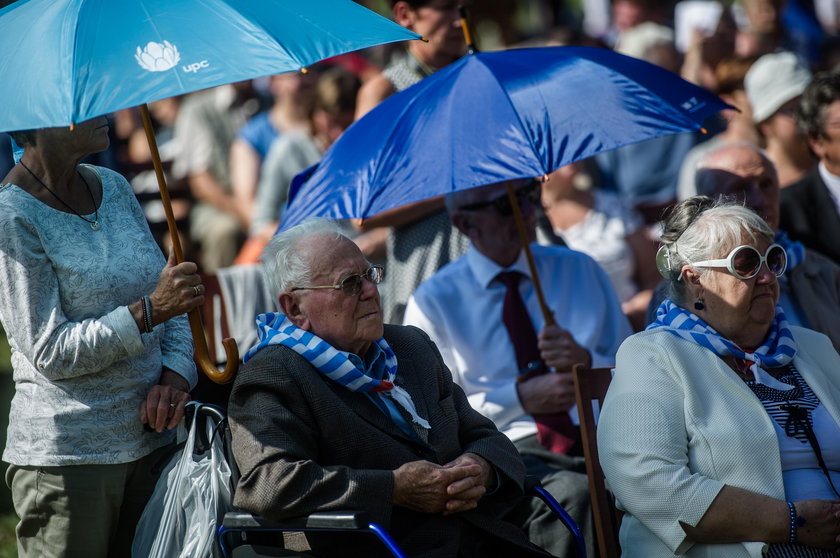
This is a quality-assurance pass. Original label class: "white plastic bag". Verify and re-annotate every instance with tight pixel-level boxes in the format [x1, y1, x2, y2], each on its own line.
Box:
[132, 404, 233, 558]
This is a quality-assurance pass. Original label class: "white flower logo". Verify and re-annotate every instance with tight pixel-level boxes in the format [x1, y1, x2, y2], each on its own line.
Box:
[135, 41, 181, 72]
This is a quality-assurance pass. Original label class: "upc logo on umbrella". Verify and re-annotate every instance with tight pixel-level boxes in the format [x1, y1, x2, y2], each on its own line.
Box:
[135, 41, 181, 72]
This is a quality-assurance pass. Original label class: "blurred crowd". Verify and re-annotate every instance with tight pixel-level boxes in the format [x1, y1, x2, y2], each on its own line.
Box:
[3, 0, 838, 330]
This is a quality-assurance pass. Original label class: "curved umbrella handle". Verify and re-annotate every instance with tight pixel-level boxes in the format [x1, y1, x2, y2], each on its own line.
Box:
[188, 308, 239, 384]
[140, 104, 239, 384]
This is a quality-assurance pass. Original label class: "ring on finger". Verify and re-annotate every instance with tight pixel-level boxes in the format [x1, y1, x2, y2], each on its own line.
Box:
[169, 402, 177, 409]
[192, 285, 201, 297]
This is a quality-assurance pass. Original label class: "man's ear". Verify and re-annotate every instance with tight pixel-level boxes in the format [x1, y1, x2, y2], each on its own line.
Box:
[451, 211, 473, 238]
[392, 1, 415, 27]
[807, 133, 825, 160]
[279, 292, 308, 329]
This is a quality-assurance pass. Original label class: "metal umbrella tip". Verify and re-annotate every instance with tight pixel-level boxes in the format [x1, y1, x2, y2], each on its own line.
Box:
[700, 127, 707, 134]
[300, 67, 309, 74]
[69, 123, 75, 131]
[420, 36, 429, 43]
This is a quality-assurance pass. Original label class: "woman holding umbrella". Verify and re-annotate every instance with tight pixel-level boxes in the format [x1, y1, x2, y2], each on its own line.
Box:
[0, 118, 202, 557]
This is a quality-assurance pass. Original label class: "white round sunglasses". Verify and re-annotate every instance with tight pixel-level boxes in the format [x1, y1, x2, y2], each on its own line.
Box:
[685, 243, 787, 280]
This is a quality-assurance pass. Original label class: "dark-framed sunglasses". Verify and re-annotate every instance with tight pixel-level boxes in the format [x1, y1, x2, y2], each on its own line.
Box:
[291, 265, 385, 296]
[687, 243, 787, 280]
[458, 180, 541, 216]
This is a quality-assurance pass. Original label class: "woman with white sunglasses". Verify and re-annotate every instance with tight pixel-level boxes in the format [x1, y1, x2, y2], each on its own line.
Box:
[598, 197, 840, 557]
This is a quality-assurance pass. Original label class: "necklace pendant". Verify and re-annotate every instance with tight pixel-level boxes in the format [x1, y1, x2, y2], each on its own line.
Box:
[90, 221, 101, 231]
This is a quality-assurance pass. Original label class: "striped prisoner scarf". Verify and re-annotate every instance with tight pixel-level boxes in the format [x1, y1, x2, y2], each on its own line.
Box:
[245, 312, 430, 430]
[647, 300, 797, 384]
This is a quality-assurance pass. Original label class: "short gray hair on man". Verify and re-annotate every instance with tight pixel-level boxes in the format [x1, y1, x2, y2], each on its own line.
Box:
[261, 218, 346, 298]
[693, 141, 774, 197]
[658, 197, 774, 304]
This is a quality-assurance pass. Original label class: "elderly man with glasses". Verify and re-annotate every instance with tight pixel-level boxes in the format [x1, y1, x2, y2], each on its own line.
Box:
[403, 178, 633, 557]
[228, 218, 558, 558]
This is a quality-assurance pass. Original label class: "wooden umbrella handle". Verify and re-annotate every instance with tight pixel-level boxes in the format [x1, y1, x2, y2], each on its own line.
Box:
[140, 104, 238, 384]
[506, 182, 556, 327]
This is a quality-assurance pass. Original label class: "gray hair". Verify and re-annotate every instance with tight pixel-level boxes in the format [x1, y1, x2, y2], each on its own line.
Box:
[795, 70, 840, 139]
[657, 197, 774, 304]
[261, 218, 345, 298]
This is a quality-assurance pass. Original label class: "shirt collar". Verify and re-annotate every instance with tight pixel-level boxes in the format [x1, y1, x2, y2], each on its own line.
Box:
[466, 244, 534, 289]
[345, 342, 387, 380]
[818, 162, 840, 206]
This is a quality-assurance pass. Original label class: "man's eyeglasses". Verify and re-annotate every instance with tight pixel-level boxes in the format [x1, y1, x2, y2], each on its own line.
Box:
[291, 265, 385, 296]
[687, 243, 787, 280]
[458, 180, 541, 216]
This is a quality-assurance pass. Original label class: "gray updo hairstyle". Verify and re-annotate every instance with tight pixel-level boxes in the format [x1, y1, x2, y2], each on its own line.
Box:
[261, 218, 345, 298]
[656, 196, 774, 304]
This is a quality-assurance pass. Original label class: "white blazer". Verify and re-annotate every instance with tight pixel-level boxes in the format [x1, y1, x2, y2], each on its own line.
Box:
[598, 326, 840, 557]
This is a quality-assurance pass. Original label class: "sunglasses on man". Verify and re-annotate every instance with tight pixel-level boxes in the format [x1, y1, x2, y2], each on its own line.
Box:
[458, 180, 542, 216]
[291, 265, 385, 296]
[686, 244, 787, 280]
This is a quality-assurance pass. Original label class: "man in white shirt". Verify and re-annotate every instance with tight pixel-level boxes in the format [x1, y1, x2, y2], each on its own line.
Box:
[404, 178, 633, 557]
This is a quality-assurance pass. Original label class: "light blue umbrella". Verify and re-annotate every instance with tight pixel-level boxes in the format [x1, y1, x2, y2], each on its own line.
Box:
[0, 0, 418, 131]
[0, 0, 419, 382]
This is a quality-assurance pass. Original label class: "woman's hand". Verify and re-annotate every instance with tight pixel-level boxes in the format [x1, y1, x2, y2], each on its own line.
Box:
[140, 368, 191, 432]
[148, 252, 204, 325]
[792, 499, 840, 551]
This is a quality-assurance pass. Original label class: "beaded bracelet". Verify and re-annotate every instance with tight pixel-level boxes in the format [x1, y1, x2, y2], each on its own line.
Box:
[141, 296, 153, 334]
[787, 501, 806, 543]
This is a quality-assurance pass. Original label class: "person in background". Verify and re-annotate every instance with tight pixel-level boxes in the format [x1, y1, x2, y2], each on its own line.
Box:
[0, 120, 201, 557]
[744, 51, 815, 188]
[539, 161, 660, 331]
[404, 178, 634, 556]
[782, 70, 840, 264]
[350, 0, 472, 324]
[677, 56, 760, 200]
[600, 197, 840, 557]
[247, 66, 362, 253]
[229, 71, 317, 234]
[355, 0, 466, 118]
[171, 81, 266, 272]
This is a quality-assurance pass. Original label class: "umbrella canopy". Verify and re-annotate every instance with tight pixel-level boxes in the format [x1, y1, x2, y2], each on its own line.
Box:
[0, 0, 419, 132]
[282, 45, 730, 228]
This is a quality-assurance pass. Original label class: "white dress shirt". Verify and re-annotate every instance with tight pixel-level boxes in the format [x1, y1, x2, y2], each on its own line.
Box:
[404, 243, 632, 441]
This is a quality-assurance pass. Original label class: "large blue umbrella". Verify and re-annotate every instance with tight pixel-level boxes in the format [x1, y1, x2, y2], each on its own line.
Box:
[283, 45, 730, 226]
[0, 0, 419, 382]
[282, 45, 729, 324]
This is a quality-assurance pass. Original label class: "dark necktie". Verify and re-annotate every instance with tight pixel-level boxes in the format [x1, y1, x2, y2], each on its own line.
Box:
[497, 271, 576, 454]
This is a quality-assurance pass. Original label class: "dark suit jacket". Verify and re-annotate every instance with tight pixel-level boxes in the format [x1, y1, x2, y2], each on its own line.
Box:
[229, 324, 549, 558]
[781, 167, 840, 264]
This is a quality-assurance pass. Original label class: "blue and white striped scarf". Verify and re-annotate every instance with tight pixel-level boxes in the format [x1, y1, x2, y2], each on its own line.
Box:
[245, 312, 430, 430]
[647, 300, 798, 383]
[775, 230, 805, 270]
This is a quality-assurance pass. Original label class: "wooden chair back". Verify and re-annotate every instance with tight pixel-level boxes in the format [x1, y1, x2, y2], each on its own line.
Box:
[572, 364, 622, 558]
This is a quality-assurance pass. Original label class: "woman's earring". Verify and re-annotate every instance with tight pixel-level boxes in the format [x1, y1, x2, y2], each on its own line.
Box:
[694, 298, 705, 311]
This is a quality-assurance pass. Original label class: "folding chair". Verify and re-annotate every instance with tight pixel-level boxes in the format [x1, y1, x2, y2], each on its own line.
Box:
[572, 365, 622, 558]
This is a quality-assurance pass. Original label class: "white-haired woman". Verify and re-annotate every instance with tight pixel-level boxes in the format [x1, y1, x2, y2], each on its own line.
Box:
[598, 197, 840, 557]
